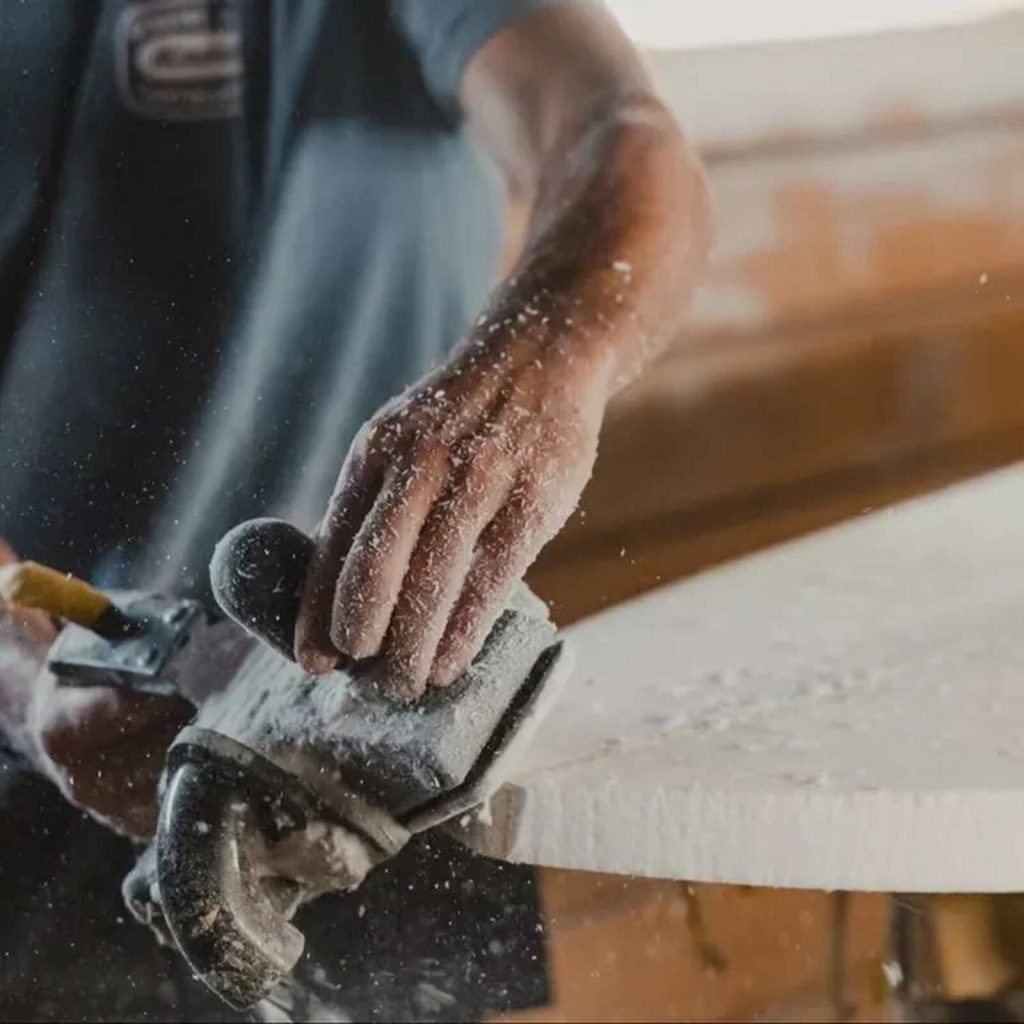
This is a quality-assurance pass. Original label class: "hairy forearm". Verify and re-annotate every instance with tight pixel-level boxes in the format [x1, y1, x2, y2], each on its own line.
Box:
[475, 95, 711, 392]
[461, 2, 712, 392]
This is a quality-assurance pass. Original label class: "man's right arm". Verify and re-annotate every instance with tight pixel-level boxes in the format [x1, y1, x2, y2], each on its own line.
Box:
[0, 543, 193, 839]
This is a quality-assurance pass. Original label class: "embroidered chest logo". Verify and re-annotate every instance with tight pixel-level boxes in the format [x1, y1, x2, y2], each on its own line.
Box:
[116, 0, 243, 120]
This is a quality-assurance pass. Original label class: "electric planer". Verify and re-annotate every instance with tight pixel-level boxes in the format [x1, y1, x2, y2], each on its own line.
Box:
[1, 519, 570, 1010]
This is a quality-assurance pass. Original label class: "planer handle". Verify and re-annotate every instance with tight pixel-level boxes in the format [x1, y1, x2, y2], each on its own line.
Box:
[209, 518, 314, 664]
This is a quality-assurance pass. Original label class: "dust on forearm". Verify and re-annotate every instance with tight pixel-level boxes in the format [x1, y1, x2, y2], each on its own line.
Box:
[476, 96, 712, 392]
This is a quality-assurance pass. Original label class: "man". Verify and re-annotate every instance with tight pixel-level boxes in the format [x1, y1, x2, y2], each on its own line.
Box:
[0, 0, 710, 1018]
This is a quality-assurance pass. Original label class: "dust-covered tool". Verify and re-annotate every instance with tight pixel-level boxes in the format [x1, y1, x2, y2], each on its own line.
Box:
[4, 535, 568, 1009]
[124, 519, 570, 1010]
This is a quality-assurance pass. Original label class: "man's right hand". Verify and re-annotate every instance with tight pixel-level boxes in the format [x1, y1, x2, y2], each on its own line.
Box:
[0, 541, 194, 840]
[28, 669, 195, 840]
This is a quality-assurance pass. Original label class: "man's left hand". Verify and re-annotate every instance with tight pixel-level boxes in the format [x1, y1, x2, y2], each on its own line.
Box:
[295, 326, 611, 698]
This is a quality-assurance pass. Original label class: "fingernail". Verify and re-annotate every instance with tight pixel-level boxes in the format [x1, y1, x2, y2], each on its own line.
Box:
[368, 659, 423, 703]
[429, 659, 462, 689]
[345, 639, 378, 661]
[298, 646, 336, 675]
[332, 627, 383, 662]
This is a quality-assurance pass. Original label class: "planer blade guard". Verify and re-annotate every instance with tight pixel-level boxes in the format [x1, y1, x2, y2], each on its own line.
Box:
[144, 519, 570, 1010]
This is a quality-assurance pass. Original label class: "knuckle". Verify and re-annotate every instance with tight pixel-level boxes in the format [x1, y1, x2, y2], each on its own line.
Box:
[361, 414, 404, 459]
[511, 485, 551, 530]
[452, 430, 484, 466]
[351, 419, 380, 460]
[404, 437, 452, 485]
[409, 433, 447, 463]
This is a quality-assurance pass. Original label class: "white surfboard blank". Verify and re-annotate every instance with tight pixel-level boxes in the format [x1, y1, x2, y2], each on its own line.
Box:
[468, 464, 1024, 892]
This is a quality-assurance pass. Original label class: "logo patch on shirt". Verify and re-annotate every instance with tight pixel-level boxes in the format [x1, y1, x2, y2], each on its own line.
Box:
[116, 0, 243, 120]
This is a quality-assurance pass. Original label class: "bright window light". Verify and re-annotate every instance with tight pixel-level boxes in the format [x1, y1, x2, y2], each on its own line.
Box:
[605, 0, 1023, 49]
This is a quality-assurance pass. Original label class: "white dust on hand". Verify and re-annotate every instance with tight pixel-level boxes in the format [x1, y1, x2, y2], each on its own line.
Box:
[320, 291, 609, 693]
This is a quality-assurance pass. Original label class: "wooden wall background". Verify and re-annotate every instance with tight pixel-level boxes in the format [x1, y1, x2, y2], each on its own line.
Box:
[502, 12, 1024, 1021]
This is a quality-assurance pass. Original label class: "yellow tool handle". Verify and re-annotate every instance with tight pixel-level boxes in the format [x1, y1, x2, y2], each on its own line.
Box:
[0, 560, 112, 629]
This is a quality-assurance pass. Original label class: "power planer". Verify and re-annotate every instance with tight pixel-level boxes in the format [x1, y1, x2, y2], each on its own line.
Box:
[2, 520, 570, 1010]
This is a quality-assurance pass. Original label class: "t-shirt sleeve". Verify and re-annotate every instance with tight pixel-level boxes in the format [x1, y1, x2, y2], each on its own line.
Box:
[389, 0, 598, 118]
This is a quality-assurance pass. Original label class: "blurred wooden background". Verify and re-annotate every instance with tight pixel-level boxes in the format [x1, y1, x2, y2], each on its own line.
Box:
[507, 12, 1024, 1021]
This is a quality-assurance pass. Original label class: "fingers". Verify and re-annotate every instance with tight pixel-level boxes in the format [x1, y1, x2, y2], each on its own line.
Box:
[428, 483, 554, 689]
[298, 385, 596, 692]
[375, 450, 511, 699]
[295, 447, 383, 673]
[329, 442, 450, 660]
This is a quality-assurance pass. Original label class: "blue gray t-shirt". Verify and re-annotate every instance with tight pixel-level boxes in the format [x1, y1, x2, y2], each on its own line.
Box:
[0, 2, 580, 1019]
[0, 0, 566, 595]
